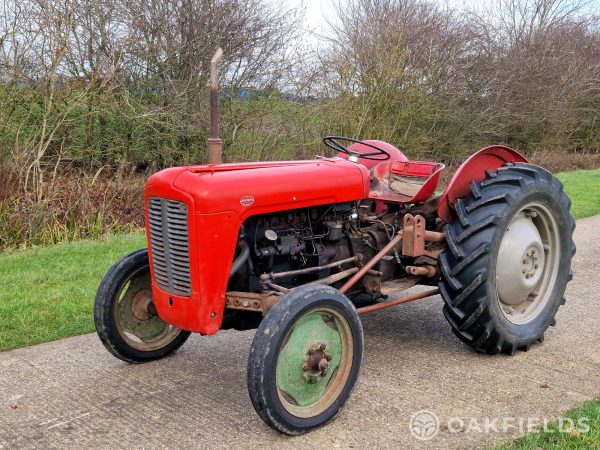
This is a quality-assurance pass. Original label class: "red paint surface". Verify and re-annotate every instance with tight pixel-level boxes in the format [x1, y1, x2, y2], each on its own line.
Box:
[390, 161, 445, 203]
[369, 161, 445, 203]
[145, 158, 369, 334]
[437, 146, 528, 223]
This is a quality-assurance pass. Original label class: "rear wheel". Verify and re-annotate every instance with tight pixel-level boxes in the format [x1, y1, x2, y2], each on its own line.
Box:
[439, 163, 575, 355]
[94, 249, 191, 363]
[247, 285, 363, 435]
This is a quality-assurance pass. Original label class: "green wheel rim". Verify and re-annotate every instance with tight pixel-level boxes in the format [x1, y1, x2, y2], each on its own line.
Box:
[114, 266, 182, 351]
[276, 307, 354, 418]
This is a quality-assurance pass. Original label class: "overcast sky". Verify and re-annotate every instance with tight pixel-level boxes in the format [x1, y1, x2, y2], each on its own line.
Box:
[285, 0, 479, 36]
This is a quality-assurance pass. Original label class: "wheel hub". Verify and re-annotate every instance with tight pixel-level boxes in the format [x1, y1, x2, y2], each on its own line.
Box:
[302, 343, 332, 383]
[496, 213, 545, 306]
[522, 247, 541, 279]
[131, 289, 154, 321]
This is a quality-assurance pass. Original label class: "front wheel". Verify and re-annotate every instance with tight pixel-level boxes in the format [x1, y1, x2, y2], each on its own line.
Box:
[94, 249, 191, 363]
[439, 163, 575, 355]
[247, 285, 363, 435]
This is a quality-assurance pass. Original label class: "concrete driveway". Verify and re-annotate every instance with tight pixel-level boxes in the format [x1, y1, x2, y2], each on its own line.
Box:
[1, 216, 599, 449]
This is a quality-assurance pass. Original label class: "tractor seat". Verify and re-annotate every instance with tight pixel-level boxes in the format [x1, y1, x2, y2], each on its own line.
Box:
[369, 160, 445, 204]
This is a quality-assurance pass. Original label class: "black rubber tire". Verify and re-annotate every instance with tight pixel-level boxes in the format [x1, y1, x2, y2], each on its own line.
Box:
[247, 285, 363, 435]
[439, 163, 575, 355]
[94, 249, 191, 363]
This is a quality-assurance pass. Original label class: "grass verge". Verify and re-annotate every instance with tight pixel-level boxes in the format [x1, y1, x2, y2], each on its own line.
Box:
[557, 169, 600, 220]
[494, 400, 600, 449]
[0, 233, 145, 351]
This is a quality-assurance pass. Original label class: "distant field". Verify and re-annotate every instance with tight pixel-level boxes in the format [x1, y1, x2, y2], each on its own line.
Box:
[0, 168, 598, 352]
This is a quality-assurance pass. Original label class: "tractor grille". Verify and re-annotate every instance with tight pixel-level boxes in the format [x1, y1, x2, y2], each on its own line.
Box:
[147, 197, 192, 296]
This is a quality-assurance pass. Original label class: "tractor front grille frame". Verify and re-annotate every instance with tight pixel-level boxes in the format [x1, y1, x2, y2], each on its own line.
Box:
[147, 197, 192, 297]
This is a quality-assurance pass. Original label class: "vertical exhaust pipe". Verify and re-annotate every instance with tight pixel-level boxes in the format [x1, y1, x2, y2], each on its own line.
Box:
[207, 47, 223, 164]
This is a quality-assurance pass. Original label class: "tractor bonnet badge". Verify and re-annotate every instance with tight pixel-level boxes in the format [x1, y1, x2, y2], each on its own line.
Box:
[240, 195, 254, 207]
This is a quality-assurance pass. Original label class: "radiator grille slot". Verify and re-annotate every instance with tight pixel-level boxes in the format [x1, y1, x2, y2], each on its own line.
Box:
[147, 197, 192, 296]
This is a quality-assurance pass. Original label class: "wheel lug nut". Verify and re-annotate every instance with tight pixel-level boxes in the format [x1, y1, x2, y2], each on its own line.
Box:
[318, 358, 329, 371]
[522, 269, 527, 274]
[534, 264, 539, 269]
[321, 369, 328, 377]
[302, 363, 309, 371]
[309, 375, 318, 384]
[522, 258, 528, 264]
[325, 354, 332, 361]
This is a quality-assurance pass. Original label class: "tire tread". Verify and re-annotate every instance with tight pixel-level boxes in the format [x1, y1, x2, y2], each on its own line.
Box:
[438, 163, 575, 355]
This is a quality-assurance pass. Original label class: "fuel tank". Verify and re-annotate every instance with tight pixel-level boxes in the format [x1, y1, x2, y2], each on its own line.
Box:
[144, 158, 369, 334]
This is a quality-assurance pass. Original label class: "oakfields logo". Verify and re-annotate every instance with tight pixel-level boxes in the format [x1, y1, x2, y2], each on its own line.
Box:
[409, 410, 440, 441]
[409, 410, 591, 441]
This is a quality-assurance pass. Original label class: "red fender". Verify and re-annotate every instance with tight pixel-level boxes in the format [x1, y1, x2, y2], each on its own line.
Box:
[438, 146, 528, 223]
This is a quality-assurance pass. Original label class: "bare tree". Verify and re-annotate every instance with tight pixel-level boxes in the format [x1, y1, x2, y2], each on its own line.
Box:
[465, 0, 600, 151]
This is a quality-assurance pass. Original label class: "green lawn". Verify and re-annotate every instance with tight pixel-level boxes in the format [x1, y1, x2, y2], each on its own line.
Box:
[0, 233, 145, 351]
[0, 168, 598, 353]
[557, 169, 600, 220]
[494, 400, 600, 449]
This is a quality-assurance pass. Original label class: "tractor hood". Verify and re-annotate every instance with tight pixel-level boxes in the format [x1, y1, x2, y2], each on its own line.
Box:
[146, 158, 370, 219]
[144, 158, 369, 335]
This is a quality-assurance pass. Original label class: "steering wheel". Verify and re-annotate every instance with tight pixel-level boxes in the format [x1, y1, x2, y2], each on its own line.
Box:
[323, 136, 391, 162]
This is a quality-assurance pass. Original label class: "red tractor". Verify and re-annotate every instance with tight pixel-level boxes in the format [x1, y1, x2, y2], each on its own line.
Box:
[94, 50, 575, 435]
